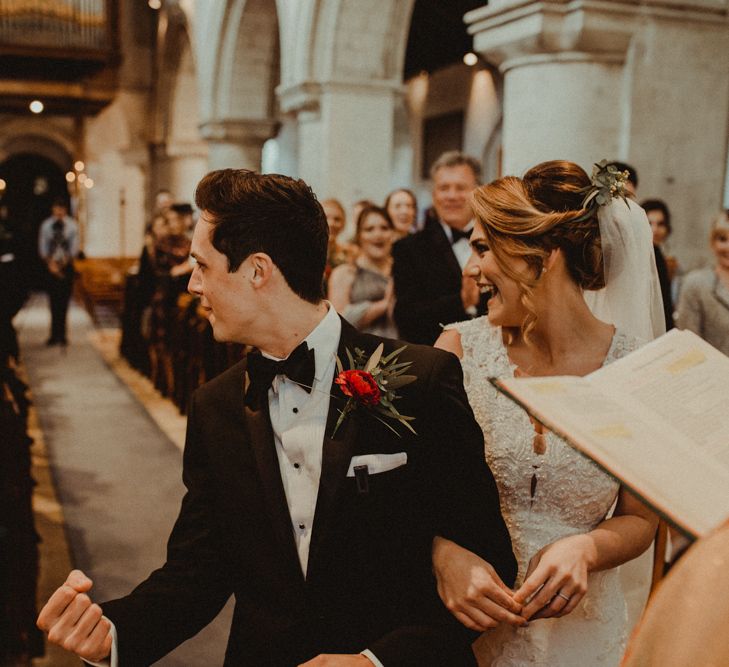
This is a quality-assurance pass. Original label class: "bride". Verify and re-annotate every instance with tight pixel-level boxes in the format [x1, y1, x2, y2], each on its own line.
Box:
[433, 160, 663, 666]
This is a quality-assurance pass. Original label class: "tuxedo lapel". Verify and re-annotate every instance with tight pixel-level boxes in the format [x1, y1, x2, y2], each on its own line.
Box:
[244, 380, 304, 587]
[307, 320, 361, 571]
[427, 218, 462, 286]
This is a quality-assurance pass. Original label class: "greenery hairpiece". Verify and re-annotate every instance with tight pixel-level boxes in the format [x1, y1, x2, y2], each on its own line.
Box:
[575, 159, 630, 222]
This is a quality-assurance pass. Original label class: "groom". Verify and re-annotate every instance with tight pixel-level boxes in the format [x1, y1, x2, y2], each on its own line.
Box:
[37, 170, 516, 666]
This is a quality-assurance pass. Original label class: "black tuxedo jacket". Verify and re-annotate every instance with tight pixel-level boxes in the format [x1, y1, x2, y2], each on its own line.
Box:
[102, 319, 516, 666]
[393, 219, 482, 346]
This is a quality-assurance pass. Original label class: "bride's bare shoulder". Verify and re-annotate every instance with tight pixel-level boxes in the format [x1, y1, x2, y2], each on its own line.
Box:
[434, 328, 463, 359]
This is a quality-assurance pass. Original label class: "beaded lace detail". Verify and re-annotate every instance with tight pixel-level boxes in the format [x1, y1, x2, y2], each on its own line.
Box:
[447, 317, 641, 667]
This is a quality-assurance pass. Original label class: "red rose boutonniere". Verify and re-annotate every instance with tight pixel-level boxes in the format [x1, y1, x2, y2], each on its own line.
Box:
[331, 343, 417, 438]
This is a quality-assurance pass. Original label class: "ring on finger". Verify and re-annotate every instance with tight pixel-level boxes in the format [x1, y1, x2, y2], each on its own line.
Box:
[556, 592, 571, 602]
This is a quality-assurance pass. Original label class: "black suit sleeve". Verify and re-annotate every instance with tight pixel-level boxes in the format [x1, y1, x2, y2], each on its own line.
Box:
[392, 240, 468, 344]
[101, 394, 232, 667]
[425, 352, 516, 581]
[368, 350, 516, 666]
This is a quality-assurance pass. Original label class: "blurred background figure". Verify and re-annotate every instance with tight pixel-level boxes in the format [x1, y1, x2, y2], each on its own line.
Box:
[321, 198, 357, 281]
[168, 202, 195, 240]
[351, 198, 375, 234]
[37, 199, 79, 346]
[328, 205, 397, 338]
[154, 188, 174, 216]
[641, 198, 675, 331]
[676, 210, 729, 356]
[384, 188, 418, 238]
[0, 205, 27, 362]
[392, 151, 483, 345]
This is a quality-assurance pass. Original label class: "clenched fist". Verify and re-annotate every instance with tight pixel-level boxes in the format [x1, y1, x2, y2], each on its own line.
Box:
[36, 570, 113, 662]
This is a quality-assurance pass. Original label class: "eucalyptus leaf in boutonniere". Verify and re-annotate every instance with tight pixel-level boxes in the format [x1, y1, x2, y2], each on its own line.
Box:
[331, 343, 417, 438]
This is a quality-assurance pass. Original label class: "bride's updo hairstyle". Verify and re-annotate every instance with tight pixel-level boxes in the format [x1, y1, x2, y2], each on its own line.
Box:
[470, 160, 604, 335]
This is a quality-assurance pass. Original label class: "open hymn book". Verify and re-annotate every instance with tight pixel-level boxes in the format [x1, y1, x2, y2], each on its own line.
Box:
[491, 329, 729, 539]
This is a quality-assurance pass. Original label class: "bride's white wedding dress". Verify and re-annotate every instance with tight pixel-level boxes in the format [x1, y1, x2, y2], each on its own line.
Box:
[447, 317, 640, 667]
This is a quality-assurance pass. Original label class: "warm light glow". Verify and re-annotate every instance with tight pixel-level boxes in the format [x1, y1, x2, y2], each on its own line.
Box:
[463, 52, 478, 66]
[74, 160, 85, 171]
[84, 178, 94, 189]
[148, 0, 161, 8]
[0, 179, 6, 190]
[29, 100, 44, 113]
[77, 172, 87, 183]
[65, 172, 76, 183]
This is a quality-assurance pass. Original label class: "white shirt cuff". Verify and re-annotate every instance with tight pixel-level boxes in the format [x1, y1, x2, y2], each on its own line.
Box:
[361, 648, 384, 667]
[84, 619, 117, 667]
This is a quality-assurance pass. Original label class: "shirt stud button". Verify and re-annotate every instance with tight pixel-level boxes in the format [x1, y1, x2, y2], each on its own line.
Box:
[293, 407, 299, 414]
[299, 524, 305, 530]
[293, 463, 300, 469]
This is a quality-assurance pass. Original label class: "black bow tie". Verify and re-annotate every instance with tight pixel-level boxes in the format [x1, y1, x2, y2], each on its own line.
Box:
[450, 226, 472, 244]
[245, 341, 316, 409]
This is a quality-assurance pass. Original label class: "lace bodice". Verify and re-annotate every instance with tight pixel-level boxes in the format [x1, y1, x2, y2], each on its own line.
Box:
[447, 317, 642, 666]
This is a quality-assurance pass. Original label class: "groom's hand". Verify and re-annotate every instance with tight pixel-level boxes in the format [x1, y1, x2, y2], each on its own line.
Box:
[298, 655, 373, 666]
[37, 570, 113, 662]
[433, 537, 526, 631]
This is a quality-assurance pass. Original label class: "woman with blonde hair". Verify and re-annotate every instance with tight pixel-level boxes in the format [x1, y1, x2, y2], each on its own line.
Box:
[676, 210, 729, 355]
[432, 160, 661, 666]
[321, 198, 357, 279]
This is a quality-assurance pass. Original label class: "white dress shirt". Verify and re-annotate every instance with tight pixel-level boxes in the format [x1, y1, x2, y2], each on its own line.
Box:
[265, 303, 340, 576]
[439, 219, 474, 270]
[95, 305, 383, 666]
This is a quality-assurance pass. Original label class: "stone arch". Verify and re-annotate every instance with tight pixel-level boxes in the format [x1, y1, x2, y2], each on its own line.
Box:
[189, 0, 281, 170]
[153, 7, 208, 201]
[212, 0, 280, 122]
[0, 121, 74, 170]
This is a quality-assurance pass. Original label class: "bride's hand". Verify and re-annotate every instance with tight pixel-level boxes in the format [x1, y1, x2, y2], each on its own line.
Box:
[432, 537, 526, 631]
[515, 534, 595, 620]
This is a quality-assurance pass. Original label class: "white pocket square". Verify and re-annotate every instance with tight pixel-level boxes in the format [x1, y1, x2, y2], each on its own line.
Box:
[346, 452, 407, 477]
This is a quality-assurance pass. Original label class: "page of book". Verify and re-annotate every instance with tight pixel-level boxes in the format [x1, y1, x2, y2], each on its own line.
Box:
[493, 330, 729, 538]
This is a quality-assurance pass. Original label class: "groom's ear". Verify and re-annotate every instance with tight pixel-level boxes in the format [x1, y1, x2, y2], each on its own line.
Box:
[250, 252, 275, 288]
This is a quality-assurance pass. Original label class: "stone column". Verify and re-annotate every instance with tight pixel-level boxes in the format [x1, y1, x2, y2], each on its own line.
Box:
[466, 0, 637, 175]
[278, 80, 400, 215]
[467, 0, 729, 268]
[199, 119, 279, 171]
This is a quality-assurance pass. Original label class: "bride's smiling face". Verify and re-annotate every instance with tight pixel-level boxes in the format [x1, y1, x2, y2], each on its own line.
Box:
[469, 224, 531, 327]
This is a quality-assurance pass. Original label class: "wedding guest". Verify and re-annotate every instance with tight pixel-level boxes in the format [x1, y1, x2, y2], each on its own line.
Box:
[328, 205, 397, 337]
[641, 198, 675, 330]
[384, 188, 418, 238]
[168, 202, 195, 239]
[156, 208, 191, 275]
[676, 210, 729, 355]
[351, 198, 375, 233]
[434, 160, 660, 666]
[38, 200, 79, 346]
[322, 198, 357, 277]
[393, 151, 483, 344]
[154, 188, 174, 216]
[37, 169, 516, 667]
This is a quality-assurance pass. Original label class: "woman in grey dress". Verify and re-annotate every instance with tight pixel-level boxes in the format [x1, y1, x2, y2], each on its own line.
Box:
[676, 210, 729, 355]
[328, 205, 397, 338]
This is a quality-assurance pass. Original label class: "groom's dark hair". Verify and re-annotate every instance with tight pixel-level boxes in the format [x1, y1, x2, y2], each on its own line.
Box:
[195, 169, 329, 303]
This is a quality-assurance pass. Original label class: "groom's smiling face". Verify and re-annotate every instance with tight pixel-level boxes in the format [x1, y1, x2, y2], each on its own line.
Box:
[188, 212, 258, 343]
